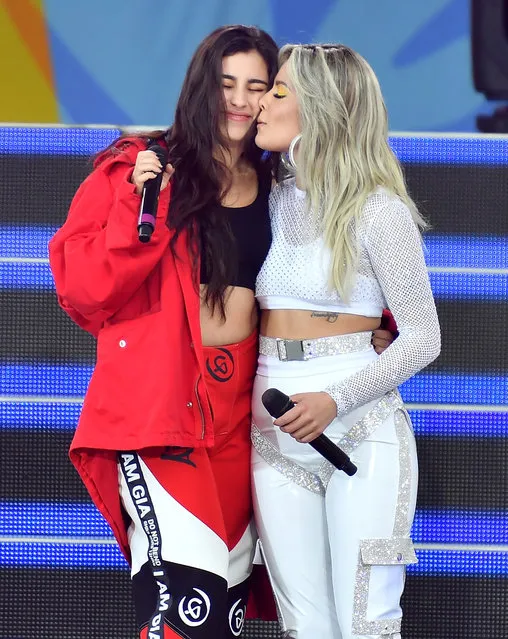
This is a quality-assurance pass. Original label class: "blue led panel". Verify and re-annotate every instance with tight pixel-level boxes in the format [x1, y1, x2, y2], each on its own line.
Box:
[412, 510, 508, 545]
[1, 542, 506, 576]
[0, 401, 82, 430]
[1, 503, 111, 538]
[408, 550, 508, 577]
[3, 502, 507, 545]
[428, 271, 507, 301]
[424, 236, 508, 269]
[409, 409, 508, 438]
[399, 373, 507, 405]
[2, 401, 506, 438]
[0, 127, 121, 155]
[2, 227, 507, 270]
[4, 261, 507, 300]
[0, 226, 57, 259]
[1, 128, 507, 165]
[3, 365, 505, 405]
[0, 261, 53, 290]
[389, 136, 508, 165]
[0, 541, 127, 569]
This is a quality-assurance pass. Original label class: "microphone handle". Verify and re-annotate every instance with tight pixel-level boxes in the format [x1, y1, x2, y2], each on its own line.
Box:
[310, 434, 357, 476]
[138, 170, 164, 243]
[265, 391, 357, 476]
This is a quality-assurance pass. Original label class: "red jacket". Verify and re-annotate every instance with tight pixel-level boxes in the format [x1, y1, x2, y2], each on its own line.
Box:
[49, 139, 215, 452]
[48, 139, 218, 560]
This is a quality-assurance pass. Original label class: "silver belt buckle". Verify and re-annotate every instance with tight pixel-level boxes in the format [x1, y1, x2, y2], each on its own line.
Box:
[277, 338, 305, 361]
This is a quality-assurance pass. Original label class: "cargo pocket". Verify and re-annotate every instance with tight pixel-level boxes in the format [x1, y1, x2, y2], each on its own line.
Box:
[352, 537, 417, 636]
[360, 537, 418, 566]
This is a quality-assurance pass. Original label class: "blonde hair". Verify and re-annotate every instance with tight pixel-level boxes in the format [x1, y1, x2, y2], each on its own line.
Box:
[280, 43, 426, 300]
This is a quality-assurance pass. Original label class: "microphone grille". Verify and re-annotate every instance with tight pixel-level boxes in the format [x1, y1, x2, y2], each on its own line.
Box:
[147, 143, 168, 165]
[261, 388, 288, 418]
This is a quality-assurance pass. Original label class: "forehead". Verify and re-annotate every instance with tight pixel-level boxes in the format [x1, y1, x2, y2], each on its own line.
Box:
[221, 50, 269, 81]
[274, 61, 290, 84]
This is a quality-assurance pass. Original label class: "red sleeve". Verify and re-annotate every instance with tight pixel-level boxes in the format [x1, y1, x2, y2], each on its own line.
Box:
[380, 308, 399, 336]
[48, 150, 171, 335]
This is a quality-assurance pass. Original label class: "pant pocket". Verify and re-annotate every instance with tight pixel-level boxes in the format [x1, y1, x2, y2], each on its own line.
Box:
[352, 537, 417, 637]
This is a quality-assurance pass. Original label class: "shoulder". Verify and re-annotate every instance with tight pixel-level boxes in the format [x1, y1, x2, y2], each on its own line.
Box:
[93, 136, 148, 173]
[269, 176, 296, 200]
[361, 187, 413, 227]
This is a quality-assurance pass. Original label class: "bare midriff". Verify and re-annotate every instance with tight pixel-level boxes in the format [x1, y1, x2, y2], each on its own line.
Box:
[260, 309, 381, 340]
[200, 285, 258, 346]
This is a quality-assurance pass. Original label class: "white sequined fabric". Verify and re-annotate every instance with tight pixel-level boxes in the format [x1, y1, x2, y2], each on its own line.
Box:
[251, 390, 403, 495]
[256, 179, 441, 416]
[352, 409, 416, 637]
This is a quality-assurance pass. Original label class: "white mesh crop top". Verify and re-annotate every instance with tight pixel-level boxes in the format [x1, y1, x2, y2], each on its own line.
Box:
[255, 177, 441, 416]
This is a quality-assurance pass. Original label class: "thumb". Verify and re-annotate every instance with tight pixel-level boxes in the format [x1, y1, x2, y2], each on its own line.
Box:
[165, 163, 175, 179]
[290, 393, 306, 403]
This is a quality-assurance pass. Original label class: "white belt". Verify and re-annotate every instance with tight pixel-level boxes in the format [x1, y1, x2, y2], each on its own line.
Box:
[258, 331, 372, 362]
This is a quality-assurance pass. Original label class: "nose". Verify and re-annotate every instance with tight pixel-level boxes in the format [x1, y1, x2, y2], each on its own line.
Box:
[230, 86, 248, 108]
[258, 93, 268, 111]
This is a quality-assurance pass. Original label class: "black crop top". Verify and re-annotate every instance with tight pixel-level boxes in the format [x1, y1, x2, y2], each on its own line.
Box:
[199, 169, 272, 291]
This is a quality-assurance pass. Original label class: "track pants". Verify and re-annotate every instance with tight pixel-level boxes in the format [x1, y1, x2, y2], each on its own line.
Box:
[119, 331, 258, 639]
[251, 344, 419, 639]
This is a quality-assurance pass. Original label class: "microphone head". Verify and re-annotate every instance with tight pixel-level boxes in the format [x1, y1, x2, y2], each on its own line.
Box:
[262, 388, 293, 419]
[147, 143, 168, 165]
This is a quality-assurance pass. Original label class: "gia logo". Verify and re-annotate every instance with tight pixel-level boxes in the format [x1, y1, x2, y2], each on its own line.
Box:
[178, 588, 211, 627]
[228, 598, 245, 637]
[206, 347, 234, 382]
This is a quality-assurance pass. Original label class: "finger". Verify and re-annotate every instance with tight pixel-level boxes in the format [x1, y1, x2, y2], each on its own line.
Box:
[137, 161, 162, 173]
[164, 163, 175, 178]
[273, 405, 302, 427]
[279, 415, 310, 434]
[136, 171, 159, 183]
[290, 424, 321, 442]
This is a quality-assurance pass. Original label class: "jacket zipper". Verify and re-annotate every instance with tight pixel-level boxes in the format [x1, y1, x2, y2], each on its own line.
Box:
[194, 375, 205, 439]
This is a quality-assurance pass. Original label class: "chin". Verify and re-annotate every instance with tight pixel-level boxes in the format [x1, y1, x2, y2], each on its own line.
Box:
[255, 133, 283, 153]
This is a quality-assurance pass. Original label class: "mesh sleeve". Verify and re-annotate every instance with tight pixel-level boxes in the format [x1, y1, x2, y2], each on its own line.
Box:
[325, 199, 441, 415]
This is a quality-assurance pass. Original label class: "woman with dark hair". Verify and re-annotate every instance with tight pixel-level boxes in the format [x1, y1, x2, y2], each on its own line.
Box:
[49, 25, 278, 639]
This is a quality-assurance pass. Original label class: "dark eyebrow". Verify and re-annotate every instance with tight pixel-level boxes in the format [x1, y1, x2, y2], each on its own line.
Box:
[222, 74, 268, 86]
[274, 80, 289, 87]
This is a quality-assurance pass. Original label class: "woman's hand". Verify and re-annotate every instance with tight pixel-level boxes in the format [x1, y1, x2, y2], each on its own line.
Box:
[274, 392, 337, 443]
[371, 328, 394, 354]
[131, 150, 175, 196]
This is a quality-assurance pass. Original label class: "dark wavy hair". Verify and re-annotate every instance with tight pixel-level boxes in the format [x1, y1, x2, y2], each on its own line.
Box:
[98, 25, 279, 318]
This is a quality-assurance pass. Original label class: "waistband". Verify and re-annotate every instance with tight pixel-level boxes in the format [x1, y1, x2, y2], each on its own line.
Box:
[259, 331, 372, 362]
[202, 328, 258, 358]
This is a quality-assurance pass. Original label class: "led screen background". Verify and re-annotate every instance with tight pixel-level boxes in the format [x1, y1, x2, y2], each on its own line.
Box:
[0, 127, 507, 638]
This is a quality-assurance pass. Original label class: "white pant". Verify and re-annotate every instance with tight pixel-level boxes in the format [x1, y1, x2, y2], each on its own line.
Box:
[251, 347, 418, 639]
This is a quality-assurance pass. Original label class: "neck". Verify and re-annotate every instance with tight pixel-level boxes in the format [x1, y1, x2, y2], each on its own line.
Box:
[216, 142, 246, 173]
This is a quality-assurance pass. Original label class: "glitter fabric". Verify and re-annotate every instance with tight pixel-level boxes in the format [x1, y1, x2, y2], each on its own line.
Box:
[258, 331, 372, 361]
[351, 408, 416, 637]
[251, 425, 325, 496]
[252, 392, 403, 494]
[255, 178, 441, 418]
[337, 391, 403, 456]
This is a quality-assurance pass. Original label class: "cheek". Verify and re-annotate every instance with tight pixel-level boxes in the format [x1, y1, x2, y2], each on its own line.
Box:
[250, 93, 265, 112]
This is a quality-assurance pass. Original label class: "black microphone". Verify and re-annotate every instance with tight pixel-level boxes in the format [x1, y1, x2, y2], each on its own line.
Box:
[261, 388, 357, 476]
[137, 144, 169, 243]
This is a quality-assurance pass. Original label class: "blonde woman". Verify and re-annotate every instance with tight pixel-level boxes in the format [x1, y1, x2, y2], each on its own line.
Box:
[251, 44, 441, 638]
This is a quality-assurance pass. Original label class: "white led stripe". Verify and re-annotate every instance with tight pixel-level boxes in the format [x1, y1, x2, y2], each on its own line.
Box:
[0, 257, 49, 264]
[1, 536, 507, 553]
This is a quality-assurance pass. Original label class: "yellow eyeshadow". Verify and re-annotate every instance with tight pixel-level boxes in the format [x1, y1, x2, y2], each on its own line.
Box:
[275, 84, 289, 96]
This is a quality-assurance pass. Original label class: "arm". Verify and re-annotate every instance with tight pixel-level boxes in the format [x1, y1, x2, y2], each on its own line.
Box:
[324, 198, 441, 415]
[48, 155, 171, 334]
